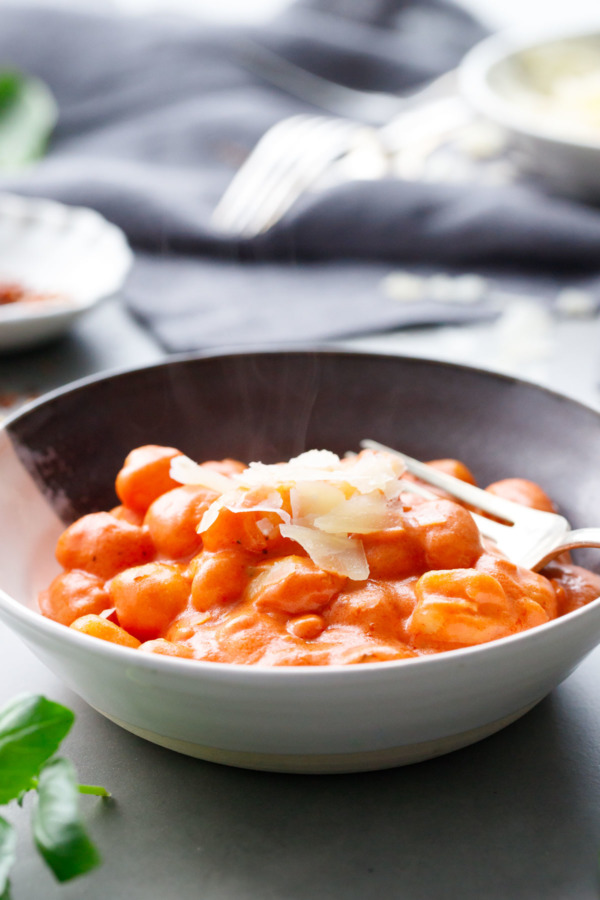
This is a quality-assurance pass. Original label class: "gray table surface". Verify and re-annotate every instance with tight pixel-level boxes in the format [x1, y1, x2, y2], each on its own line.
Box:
[3, 296, 600, 899]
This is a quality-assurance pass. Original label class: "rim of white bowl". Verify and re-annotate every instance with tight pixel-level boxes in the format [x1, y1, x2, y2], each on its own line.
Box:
[459, 21, 600, 151]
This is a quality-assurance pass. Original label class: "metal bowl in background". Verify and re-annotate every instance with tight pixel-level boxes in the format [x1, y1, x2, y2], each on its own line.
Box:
[459, 21, 600, 201]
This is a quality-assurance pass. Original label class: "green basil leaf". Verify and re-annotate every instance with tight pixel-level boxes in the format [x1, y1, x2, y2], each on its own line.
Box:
[32, 757, 101, 883]
[0, 69, 57, 169]
[0, 816, 16, 897]
[0, 694, 74, 804]
[0, 73, 20, 108]
[78, 784, 111, 798]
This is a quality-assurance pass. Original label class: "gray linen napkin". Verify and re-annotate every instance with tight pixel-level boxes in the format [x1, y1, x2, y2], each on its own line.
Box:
[0, 1, 599, 350]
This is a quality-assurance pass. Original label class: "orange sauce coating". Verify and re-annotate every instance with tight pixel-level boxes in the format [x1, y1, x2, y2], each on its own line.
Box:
[38, 446, 600, 666]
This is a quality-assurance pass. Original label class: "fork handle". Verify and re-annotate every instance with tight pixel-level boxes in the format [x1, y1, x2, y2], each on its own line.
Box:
[362, 440, 548, 524]
[535, 527, 600, 570]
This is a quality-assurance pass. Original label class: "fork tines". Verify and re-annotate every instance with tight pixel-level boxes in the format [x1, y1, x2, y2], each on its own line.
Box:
[211, 114, 363, 238]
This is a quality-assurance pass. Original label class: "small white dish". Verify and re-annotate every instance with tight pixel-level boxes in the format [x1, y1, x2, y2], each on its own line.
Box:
[459, 22, 600, 201]
[0, 193, 133, 352]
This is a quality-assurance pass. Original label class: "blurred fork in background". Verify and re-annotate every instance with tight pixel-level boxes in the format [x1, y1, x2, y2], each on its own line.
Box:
[211, 113, 369, 237]
[211, 44, 471, 237]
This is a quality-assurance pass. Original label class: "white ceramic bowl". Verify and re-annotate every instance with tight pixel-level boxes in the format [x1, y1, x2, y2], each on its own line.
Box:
[459, 22, 600, 201]
[0, 193, 133, 351]
[2, 350, 600, 774]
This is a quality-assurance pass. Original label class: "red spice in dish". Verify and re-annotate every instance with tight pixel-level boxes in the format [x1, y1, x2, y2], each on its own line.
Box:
[0, 280, 65, 306]
[0, 283, 27, 305]
[38, 445, 600, 665]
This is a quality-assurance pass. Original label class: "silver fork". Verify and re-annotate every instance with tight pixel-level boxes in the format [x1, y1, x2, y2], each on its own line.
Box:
[211, 114, 368, 237]
[361, 440, 600, 572]
[210, 60, 467, 239]
[210, 99, 466, 238]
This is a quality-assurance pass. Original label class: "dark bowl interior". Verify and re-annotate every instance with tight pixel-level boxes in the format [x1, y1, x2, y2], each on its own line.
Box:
[7, 349, 600, 569]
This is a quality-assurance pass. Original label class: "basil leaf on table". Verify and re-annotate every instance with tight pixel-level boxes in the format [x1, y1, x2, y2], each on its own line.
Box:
[0, 695, 74, 805]
[32, 757, 101, 883]
[0, 693, 107, 892]
[0, 70, 57, 168]
[0, 816, 16, 898]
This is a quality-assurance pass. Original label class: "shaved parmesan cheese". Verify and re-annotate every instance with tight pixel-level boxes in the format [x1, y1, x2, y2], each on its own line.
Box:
[279, 524, 369, 580]
[198, 494, 228, 532]
[238, 487, 284, 511]
[197, 490, 291, 534]
[248, 502, 291, 524]
[291, 449, 341, 469]
[99, 607, 118, 623]
[174, 448, 404, 500]
[236, 448, 404, 495]
[315, 492, 395, 534]
[183, 447, 407, 579]
[256, 517, 280, 538]
[346, 451, 406, 497]
[290, 482, 347, 522]
[170, 455, 232, 494]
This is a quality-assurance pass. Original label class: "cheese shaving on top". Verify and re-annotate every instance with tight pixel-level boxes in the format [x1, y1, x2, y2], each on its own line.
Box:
[174, 449, 405, 580]
[170, 455, 233, 494]
[238, 449, 404, 495]
[279, 524, 369, 581]
[198, 488, 291, 533]
[314, 491, 395, 534]
[290, 482, 347, 522]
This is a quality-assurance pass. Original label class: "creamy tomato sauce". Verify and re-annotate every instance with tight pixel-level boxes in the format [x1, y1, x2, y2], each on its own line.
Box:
[38, 445, 600, 665]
